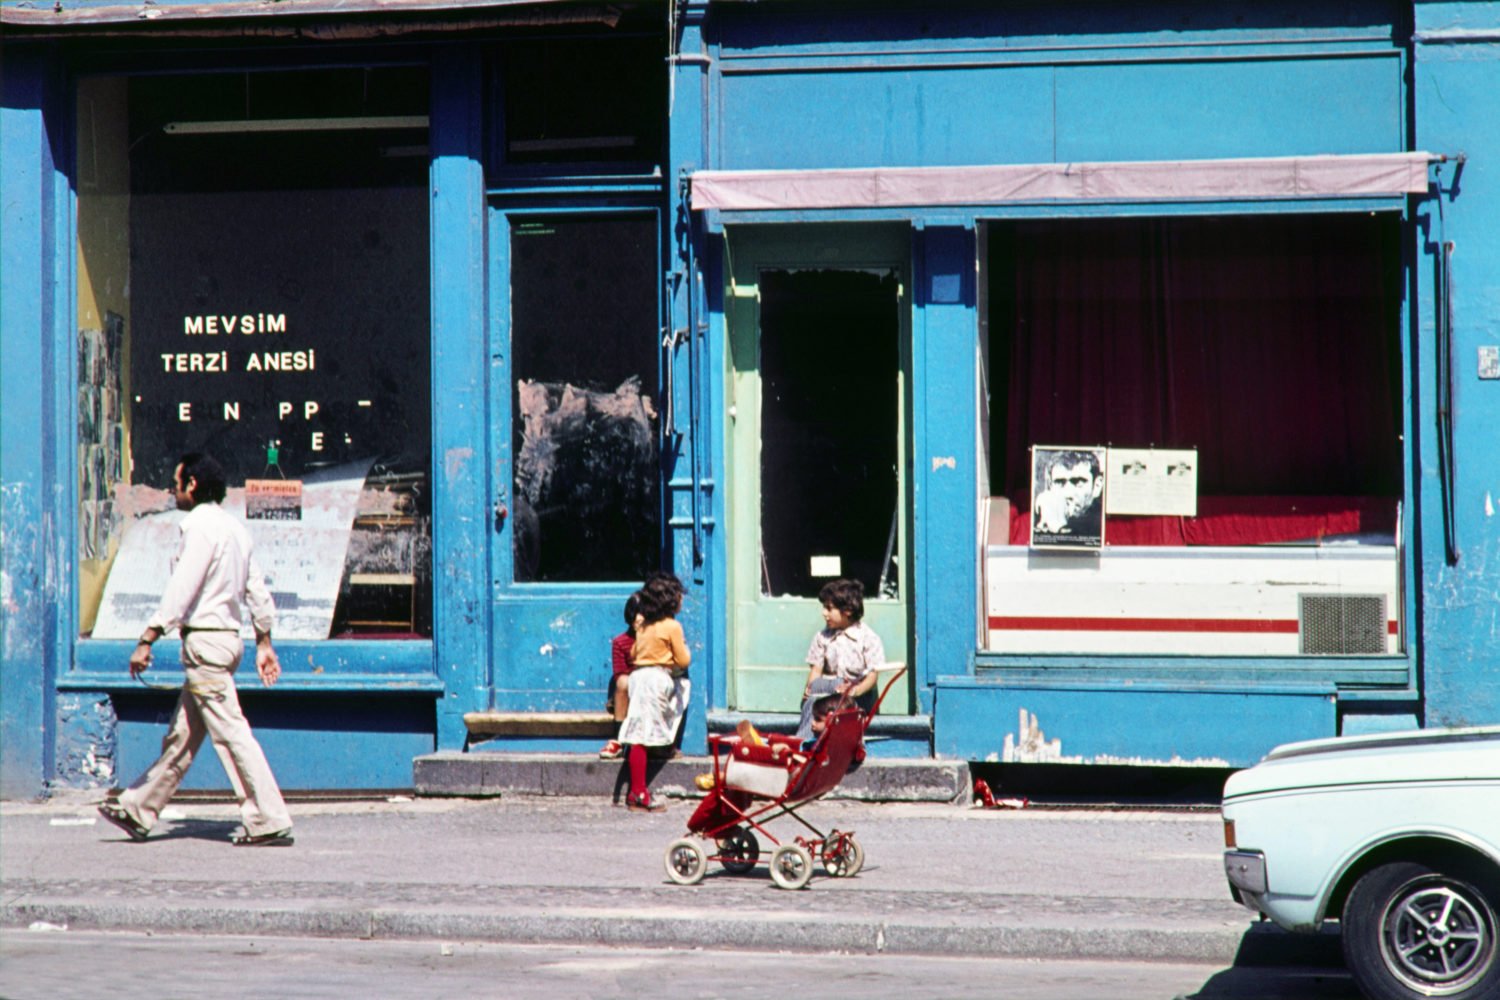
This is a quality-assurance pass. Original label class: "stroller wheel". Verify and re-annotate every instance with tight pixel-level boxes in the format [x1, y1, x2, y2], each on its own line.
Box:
[769, 843, 814, 890]
[716, 826, 759, 876]
[823, 832, 865, 878]
[664, 837, 707, 885]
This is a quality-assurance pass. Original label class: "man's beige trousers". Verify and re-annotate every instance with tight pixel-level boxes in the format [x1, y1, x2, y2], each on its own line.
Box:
[117, 631, 292, 837]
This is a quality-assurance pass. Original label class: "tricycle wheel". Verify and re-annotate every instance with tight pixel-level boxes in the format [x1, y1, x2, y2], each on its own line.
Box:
[823, 832, 865, 878]
[717, 826, 759, 875]
[663, 837, 707, 885]
[769, 844, 814, 890]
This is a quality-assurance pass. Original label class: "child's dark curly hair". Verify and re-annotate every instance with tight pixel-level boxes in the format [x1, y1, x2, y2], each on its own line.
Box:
[637, 572, 684, 625]
[818, 578, 865, 622]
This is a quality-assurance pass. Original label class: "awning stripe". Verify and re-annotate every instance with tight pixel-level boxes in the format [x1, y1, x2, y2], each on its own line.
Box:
[690, 153, 1438, 211]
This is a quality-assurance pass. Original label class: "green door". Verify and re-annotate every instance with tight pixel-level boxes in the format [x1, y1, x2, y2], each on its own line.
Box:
[726, 225, 911, 713]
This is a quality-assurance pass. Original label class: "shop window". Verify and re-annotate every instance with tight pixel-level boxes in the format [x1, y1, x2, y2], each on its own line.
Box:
[76, 68, 433, 640]
[980, 214, 1405, 657]
[759, 270, 901, 599]
[986, 214, 1402, 547]
[492, 34, 665, 169]
[510, 214, 660, 583]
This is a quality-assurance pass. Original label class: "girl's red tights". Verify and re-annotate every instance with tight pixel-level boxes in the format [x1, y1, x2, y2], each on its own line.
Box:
[628, 744, 648, 800]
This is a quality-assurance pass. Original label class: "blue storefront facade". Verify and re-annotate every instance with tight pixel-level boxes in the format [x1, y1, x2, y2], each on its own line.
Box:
[4, 0, 1499, 797]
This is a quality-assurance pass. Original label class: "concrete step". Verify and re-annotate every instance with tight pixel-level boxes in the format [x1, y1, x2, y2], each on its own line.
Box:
[705, 710, 932, 758]
[413, 750, 970, 803]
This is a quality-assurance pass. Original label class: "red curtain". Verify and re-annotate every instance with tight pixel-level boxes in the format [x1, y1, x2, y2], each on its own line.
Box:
[995, 213, 1403, 540]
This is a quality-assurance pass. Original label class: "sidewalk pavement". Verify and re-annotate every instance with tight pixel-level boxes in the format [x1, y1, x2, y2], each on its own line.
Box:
[1, 788, 1300, 967]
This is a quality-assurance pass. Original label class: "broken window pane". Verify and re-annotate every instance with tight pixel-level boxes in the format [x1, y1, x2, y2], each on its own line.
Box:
[510, 215, 660, 582]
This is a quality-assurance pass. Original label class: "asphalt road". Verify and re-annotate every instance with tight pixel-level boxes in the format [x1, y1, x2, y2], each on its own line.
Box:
[0, 929, 1360, 1000]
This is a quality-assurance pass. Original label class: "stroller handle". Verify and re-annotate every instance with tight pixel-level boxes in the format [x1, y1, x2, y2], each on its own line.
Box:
[867, 663, 908, 722]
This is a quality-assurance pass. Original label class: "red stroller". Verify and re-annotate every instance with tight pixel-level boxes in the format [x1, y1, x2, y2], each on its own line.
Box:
[663, 667, 907, 890]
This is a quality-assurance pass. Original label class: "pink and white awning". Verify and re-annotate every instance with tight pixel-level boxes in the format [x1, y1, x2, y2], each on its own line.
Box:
[689, 152, 1438, 211]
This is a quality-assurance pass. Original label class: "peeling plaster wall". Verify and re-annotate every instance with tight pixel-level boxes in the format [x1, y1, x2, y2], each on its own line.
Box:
[54, 693, 118, 789]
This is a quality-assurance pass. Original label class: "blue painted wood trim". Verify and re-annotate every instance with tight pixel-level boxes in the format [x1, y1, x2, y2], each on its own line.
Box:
[669, 5, 720, 742]
[61, 673, 442, 694]
[71, 639, 436, 682]
[429, 46, 488, 748]
[60, 672, 444, 693]
[973, 653, 1409, 687]
[0, 49, 63, 798]
[933, 682, 1336, 766]
[911, 225, 978, 715]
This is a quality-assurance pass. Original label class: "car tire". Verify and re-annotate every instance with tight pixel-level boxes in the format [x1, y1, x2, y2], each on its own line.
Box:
[1342, 859, 1500, 1000]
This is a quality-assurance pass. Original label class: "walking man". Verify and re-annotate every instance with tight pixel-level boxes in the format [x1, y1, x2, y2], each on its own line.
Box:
[98, 452, 294, 846]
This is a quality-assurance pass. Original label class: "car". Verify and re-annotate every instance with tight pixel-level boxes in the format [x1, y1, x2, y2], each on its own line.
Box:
[1221, 725, 1500, 1000]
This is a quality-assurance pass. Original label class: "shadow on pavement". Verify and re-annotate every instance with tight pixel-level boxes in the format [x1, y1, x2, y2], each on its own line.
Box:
[114, 819, 242, 844]
[1186, 923, 1357, 999]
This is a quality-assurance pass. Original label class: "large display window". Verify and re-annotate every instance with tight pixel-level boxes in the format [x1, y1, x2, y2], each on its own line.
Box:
[76, 67, 433, 640]
[980, 213, 1405, 656]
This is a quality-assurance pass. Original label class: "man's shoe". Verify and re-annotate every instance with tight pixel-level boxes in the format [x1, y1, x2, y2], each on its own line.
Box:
[97, 803, 149, 842]
[232, 828, 295, 847]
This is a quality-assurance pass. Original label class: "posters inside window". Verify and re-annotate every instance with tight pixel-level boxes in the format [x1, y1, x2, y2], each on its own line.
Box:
[76, 68, 433, 639]
[1030, 446, 1106, 550]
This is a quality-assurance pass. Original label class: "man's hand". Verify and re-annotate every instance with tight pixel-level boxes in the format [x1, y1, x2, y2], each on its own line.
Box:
[129, 643, 153, 678]
[1033, 489, 1073, 533]
[255, 638, 281, 687]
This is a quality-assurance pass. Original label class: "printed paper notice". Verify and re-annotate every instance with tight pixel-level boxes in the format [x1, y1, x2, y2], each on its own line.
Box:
[1105, 448, 1198, 517]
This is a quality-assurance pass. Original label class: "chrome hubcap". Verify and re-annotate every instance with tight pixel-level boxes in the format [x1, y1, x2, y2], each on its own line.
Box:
[1382, 881, 1497, 995]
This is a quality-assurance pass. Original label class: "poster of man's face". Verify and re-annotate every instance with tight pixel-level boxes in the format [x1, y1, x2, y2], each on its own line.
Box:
[1031, 446, 1106, 550]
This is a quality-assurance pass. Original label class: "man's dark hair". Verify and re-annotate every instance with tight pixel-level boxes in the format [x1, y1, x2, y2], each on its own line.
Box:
[818, 578, 865, 622]
[623, 591, 642, 629]
[1047, 449, 1101, 481]
[637, 572, 684, 625]
[178, 452, 228, 504]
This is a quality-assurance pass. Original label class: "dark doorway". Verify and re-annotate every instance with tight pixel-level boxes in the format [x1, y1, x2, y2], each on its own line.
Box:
[758, 269, 901, 598]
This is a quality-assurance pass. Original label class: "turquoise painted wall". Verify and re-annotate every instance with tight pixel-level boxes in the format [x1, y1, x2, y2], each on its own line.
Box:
[1413, 1, 1500, 727]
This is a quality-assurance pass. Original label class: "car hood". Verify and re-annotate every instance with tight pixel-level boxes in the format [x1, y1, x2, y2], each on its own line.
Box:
[1224, 725, 1500, 800]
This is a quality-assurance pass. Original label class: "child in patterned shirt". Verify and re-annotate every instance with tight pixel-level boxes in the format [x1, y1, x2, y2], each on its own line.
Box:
[795, 578, 884, 744]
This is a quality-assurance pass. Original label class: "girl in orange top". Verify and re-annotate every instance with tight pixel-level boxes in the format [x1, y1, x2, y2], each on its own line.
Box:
[616, 572, 690, 811]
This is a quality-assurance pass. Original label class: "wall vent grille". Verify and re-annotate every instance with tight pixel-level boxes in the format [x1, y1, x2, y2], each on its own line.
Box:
[1299, 594, 1387, 655]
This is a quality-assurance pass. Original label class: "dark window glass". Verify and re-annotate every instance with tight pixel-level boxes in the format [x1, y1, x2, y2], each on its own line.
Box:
[497, 35, 665, 168]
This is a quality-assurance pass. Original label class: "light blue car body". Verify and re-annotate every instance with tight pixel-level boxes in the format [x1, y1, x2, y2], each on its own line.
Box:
[1221, 726, 1500, 933]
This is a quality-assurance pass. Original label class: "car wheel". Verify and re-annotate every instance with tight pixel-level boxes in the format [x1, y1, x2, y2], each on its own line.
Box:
[1343, 859, 1500, 1000]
